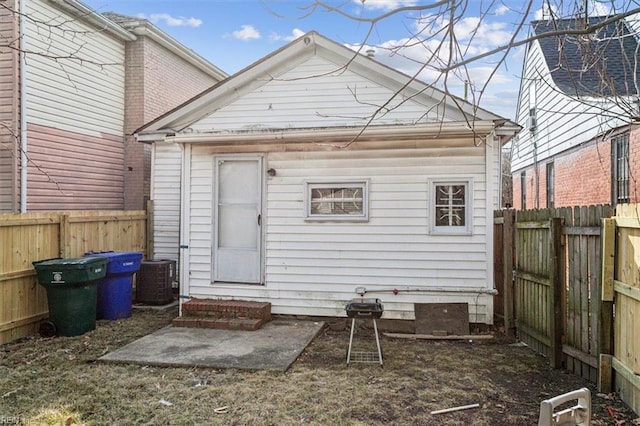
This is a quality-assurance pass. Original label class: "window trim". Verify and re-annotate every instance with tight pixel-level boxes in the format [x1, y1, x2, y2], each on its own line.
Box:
[428, 179, 473, 235]
[612, 133, 630, 206]
[304, 180, 370, 222]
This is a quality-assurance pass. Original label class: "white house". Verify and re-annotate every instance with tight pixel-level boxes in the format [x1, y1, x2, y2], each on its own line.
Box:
[512, 16, 639, 209]
[136, 32, 519, 325]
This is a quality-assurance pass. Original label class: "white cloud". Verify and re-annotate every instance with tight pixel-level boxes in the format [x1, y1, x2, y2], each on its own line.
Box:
[270, 28, 306, 42]
[534, 4, 559, 20]
[354, 0, 417, 11]
[533, 1, 610, 20]
[495, 5, 510, 16]
[589, 1, 612, 16]
[345, 10, 524, 120]
[232, 25, 261, 41]
[142, 13, 202, 28]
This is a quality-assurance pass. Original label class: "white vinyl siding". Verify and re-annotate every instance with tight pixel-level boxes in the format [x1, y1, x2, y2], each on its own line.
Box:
[25, 0, 125, 137]
[185, 144, 494, 323]
[190, 56, 460, 132]
[512, 40, 627, 172]
[151, 142, 182, 263]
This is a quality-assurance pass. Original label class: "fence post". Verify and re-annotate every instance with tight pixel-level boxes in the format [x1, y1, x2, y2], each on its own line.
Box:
[599, 217, 615, 393]
[550, 217, 564, 369]
[59, 214, 71, 258]
[503, 209, 516, 338]
[146, 200, 154, 260]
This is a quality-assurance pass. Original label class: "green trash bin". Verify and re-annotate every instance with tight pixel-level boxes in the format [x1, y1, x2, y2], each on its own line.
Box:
[32, 257, 107, 337]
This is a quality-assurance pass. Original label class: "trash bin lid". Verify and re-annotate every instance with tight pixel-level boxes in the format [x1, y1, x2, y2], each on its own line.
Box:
[32, 256, 108, 285]
[85, 251, 143, 274]
[85, 251, 143, 260]
[33, 256, 108, 269]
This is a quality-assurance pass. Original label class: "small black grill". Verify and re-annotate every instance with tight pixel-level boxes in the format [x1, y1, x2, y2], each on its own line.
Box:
[345, 298, 384, 319]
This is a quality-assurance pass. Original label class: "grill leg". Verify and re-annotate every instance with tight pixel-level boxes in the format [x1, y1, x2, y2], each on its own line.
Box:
[346, 318, 356, 364]
[373, 318, 383, 366]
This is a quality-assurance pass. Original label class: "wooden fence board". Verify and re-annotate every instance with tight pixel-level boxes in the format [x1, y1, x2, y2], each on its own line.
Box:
[550, 217, 563, 368]
[499, 203, 640, 414]
[0, 211, 147, 344]
[514, 208, 555, 360]
[599, 217, 615, 393]
[502, 205, 611, 379]
[590, 206, 604, 382]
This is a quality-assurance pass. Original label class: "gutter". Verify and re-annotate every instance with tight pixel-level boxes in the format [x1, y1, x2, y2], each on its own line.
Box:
[47, 0, 137, 41]
[163, 121, 500, 145]
[19, 0, 27, 212]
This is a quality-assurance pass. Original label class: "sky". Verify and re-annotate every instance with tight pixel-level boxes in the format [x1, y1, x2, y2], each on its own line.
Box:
[81, 0, 621, 120]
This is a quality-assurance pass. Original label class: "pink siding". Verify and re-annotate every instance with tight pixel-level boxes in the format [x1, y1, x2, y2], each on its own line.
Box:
[26, 123, 124, 211]
[0, 2, 18, 212]
[123, 36, 221, 210]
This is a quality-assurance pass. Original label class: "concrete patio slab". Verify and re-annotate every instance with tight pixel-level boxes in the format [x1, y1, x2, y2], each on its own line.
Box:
[98, 319, 325, 371]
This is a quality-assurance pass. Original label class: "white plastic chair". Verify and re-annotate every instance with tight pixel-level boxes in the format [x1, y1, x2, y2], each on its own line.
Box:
[538, 387, 591, 426]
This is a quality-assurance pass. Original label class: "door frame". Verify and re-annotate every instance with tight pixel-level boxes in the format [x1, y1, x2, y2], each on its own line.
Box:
[211, 154, 265, 284]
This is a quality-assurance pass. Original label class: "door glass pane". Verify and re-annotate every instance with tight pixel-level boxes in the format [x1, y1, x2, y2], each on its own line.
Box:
[218, 205, 257, 249]
[219, 160, 258, 202]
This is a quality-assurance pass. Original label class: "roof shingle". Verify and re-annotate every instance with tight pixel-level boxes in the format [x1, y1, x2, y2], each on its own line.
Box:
[533, 16, 640, 97]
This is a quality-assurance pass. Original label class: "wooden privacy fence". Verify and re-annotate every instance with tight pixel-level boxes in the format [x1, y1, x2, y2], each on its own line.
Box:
[495, 204, 640, 416]
[0, 211, 148, 344]
[601, 204, 640, 414]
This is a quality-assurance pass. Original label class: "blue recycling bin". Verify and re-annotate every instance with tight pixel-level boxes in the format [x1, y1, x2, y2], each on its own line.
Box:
[85, 251, 143, 320]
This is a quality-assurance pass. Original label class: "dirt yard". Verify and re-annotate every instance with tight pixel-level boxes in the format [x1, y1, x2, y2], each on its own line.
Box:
[1, 306, 637, 425]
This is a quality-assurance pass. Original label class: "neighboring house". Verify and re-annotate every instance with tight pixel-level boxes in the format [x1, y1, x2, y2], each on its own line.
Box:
[512, 16, 640, 209]
[136, 32, 519, 324]
[0, 0, 226, 212]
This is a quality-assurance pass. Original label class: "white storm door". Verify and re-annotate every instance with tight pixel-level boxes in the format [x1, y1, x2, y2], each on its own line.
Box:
[213, 157, 262, 283]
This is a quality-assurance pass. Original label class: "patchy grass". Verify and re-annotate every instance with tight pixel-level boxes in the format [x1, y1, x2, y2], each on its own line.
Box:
[0, 307, 636, 425]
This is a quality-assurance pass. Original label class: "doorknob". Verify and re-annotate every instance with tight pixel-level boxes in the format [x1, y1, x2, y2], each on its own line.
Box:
[257, 214, 261, 226]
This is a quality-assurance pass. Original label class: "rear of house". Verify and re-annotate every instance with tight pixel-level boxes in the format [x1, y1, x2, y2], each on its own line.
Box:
[138, 32, 519, 325]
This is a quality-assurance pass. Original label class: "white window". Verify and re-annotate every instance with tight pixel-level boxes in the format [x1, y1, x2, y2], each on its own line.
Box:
[304, 180, 369, 221]
[429, 179, 472, 234]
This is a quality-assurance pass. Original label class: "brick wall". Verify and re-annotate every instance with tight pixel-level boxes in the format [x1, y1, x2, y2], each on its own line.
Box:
[554, 140, 612, 206]
[124, 37, 221, 210]
[511, 129, 640, 209]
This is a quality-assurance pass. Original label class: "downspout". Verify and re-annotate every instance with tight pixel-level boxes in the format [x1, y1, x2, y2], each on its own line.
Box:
[178, 142, 191, 318]
[19, 0, 27, 213]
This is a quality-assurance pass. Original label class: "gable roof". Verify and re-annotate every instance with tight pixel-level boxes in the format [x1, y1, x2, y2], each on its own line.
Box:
[136, 31, 511, 138]
[533, 16, 640, 97]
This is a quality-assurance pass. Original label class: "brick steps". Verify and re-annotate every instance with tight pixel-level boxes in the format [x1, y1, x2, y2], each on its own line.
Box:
[173, 298, 271, 331]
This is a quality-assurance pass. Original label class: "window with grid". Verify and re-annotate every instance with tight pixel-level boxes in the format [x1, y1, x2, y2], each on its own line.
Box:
[305, 181, 369, 221]
[612, 133, 630, 206]
[429, 180, 472, 234]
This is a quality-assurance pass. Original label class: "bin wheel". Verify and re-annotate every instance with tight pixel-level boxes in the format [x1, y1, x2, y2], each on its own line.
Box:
[39, 321, 57, 337]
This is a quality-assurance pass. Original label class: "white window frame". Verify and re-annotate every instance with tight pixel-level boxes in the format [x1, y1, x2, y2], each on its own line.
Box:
[304, 180, 370, 222]
[428, 179, 473, 235]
